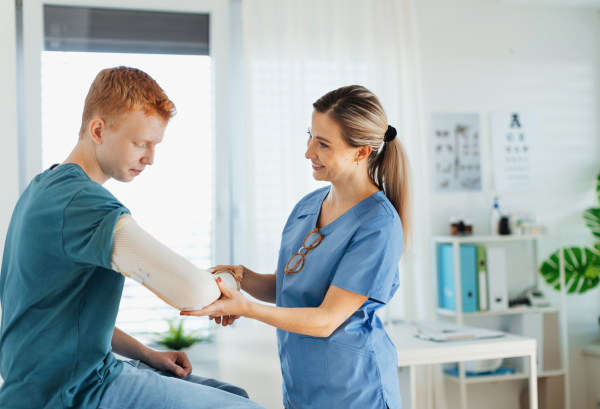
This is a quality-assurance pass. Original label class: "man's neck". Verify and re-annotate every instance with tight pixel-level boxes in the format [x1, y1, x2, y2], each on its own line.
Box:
[62, 142, 110, 185]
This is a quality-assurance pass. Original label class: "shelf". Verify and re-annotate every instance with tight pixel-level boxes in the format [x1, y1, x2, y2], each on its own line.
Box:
[445, 372, 528, 384]
[445, 369, 564, 384]
[436, 306, 562, 317]
[538, 369, 565, 378]
[432, 234, 559, 244]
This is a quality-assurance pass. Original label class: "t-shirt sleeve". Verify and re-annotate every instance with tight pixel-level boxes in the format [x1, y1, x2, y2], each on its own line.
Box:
[62, 186, 130, 269]
[330, 215, 403, 304]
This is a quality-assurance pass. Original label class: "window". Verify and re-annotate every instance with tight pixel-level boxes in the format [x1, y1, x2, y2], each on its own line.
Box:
[41, 6, 214, 341]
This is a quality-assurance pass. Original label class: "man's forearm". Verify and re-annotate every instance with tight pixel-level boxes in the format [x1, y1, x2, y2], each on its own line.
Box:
[111, 327, 153, 362]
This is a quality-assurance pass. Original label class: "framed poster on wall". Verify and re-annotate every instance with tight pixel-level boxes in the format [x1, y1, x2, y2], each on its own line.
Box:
[431, 113, 482, 192]
[490, 112, 543, 191]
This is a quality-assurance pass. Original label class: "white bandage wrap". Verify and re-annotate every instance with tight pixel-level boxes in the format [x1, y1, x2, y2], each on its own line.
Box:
[111, 215, 238, 311]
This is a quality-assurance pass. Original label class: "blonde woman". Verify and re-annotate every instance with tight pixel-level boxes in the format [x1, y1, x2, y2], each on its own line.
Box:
[183, 85, 413, 409]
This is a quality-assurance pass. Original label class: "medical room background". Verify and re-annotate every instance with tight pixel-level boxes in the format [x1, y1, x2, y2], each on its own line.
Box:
[1, 0, 600, 408]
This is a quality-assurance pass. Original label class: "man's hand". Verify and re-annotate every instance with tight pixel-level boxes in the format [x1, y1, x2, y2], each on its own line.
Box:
[181, 277, 251, 323]
[145, 349, 192, 379]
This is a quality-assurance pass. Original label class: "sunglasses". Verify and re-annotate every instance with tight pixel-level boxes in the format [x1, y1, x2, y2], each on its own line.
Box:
[284, 228, 324, 274]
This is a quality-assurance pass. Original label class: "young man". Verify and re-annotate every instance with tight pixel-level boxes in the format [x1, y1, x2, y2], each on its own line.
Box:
[0, 67, 264, 409]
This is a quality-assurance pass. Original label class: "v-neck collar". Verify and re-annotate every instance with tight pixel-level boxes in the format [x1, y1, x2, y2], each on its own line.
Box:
[298, 186, 384, 235]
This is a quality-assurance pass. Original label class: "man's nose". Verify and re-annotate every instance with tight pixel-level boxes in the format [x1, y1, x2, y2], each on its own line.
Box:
[143, 146, 155, 165]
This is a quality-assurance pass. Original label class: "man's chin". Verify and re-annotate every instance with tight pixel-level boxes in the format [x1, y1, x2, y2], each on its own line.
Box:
[112, 174, 135, 183]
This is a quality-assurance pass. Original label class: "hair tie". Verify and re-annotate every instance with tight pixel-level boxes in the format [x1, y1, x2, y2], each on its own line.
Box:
[384, 125, 397, 143]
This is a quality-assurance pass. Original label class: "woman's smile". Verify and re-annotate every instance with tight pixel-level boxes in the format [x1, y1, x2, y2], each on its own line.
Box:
[311, 161, 325, 170]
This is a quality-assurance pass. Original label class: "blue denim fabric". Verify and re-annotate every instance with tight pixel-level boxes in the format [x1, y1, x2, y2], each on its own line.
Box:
[98, 360, 266, 409]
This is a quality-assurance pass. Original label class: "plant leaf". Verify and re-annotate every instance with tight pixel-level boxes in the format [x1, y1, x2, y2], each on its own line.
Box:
[584, 208, 600, 239]
[539, 246, 600, 294]
[597, 172, 600, 205]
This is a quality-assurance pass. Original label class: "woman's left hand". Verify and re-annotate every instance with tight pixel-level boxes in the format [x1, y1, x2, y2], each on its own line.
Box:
[180, 277, 251, 324]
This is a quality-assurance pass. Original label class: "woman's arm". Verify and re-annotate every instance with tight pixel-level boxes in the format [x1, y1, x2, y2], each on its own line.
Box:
[211, 265, 277, 304]
[181, 278, 368, 338]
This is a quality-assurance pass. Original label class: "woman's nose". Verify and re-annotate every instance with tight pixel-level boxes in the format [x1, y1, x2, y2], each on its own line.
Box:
[305, 138, 316, 159]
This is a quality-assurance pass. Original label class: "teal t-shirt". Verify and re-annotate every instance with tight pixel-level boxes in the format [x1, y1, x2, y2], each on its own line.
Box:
[0, 164, 129, 409]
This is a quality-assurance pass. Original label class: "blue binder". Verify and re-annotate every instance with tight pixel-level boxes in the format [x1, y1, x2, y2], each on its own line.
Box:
[438, 244, 478, 312]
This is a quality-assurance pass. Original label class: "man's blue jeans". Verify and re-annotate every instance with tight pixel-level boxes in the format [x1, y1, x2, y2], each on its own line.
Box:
[98, 360, 266, 409]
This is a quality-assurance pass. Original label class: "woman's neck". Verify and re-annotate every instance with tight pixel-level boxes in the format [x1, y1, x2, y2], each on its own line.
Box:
[326, 171, 380, 210]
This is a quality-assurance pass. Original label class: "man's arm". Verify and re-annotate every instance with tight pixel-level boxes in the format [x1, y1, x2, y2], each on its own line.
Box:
[111, 327, 192, 378]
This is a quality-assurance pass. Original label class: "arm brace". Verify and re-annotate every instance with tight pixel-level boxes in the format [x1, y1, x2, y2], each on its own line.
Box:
[111, 215, 239, 311]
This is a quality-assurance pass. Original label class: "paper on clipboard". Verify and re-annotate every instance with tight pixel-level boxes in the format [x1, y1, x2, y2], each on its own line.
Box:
[415, 321, 505, 342]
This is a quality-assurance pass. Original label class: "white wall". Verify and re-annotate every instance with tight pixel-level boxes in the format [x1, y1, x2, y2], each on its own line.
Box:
[417, 0, 600, 408]
[0, 1, 20, 263]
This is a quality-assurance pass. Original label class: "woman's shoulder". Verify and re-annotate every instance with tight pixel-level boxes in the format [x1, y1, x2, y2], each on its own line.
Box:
[357, 191, 400, 225]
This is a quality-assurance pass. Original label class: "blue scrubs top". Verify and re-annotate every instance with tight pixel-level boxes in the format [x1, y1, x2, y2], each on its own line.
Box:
[276, 186, 403, 409]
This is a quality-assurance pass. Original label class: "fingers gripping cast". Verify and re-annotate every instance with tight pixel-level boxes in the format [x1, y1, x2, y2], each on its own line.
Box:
[111, 215, 239, 311]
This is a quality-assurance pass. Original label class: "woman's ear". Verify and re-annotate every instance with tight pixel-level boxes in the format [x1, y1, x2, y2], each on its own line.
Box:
[356, 146, 372, 163]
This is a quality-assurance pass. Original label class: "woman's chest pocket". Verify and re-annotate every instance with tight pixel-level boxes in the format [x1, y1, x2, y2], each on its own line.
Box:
[300, 338, 383, 409]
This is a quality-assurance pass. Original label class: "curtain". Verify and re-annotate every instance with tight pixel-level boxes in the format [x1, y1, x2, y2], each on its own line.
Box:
[241, 1, 446, 407]
[242, 0, 431, 320]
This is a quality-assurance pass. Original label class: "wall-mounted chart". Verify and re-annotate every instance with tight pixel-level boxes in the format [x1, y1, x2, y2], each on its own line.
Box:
[431, 113, 482, 192]
[490, 112, 543, 191]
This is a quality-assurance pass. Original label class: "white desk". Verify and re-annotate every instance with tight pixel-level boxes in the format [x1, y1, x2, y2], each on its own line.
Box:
[386, 323, 538, 409]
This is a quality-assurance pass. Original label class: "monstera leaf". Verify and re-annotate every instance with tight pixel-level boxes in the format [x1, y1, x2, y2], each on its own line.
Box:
[584, 208, 600, 239]
[539, 246, 600, 294]
[596, 172, 600, 204]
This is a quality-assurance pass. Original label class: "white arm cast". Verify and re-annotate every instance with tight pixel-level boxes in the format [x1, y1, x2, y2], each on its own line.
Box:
[111, 214, 238, 311]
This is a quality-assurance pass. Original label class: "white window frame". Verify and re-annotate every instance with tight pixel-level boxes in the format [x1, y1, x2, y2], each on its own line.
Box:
[21, 0, 233, 265]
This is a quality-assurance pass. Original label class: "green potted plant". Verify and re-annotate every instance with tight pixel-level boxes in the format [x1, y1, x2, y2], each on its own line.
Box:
[539, 173, 600, 293]
[154, 318, 211, 351]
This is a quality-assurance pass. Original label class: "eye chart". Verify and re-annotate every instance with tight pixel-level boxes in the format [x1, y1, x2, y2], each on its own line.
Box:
[431, 113, 482, 192]
[491, 112, 542, 191]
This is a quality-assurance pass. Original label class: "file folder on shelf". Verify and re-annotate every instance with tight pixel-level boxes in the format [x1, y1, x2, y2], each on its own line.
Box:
[438, 244, 478, 312]
[477, 246, 489, 311]
[487, 247, 509, 311]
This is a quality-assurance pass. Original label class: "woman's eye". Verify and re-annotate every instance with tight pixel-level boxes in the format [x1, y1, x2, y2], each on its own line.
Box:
[136, 143, 145, 148]
[319, 142, 328, 149]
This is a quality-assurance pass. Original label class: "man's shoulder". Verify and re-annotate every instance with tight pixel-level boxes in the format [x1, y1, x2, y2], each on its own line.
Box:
[44, 164, 121, 207]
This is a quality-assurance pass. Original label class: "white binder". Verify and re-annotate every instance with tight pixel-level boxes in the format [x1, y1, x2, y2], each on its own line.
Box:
[487, 247, 508, 311]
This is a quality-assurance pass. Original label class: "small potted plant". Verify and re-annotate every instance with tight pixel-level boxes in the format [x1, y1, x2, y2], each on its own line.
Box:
[154, 318, 212, 351]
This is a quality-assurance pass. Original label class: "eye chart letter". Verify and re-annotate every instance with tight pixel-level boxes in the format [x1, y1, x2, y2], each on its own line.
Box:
[491, 112, 543, 191]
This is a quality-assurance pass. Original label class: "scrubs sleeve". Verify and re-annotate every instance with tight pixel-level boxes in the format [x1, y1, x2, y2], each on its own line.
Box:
[62, 185, 130, 269]
[330, 214, 403, 304]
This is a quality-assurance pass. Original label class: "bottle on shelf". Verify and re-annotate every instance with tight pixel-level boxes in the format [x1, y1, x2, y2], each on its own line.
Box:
[449, 216, 459, 236]
[490, 197, 500, 235]
[457, 215, 466, 235]
[465, 219, 473, 235]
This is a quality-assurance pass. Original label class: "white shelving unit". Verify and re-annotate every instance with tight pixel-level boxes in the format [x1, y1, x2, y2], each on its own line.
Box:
[430, 234, 570, 409]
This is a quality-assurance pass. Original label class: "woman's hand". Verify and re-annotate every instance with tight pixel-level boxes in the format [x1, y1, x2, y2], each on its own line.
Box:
[206, 265, 245, 326]
[144, 349, 192, 378]
[181, 277, 251, 323]
[209, 265, 245, 283]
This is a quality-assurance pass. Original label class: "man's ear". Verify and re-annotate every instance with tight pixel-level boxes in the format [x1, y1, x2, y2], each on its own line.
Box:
[356, 145, 372, 163]
[88, 118, 106, 145]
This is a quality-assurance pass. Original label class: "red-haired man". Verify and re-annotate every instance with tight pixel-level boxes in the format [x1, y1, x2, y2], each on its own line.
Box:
[0, 67, 264, 409]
